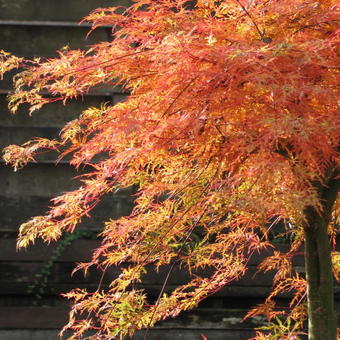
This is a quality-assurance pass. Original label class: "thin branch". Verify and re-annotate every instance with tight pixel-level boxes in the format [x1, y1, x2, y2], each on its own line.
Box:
[234, 0, 264, 39]
[161, 76, 198, 118]
[143, 205, 209, 340]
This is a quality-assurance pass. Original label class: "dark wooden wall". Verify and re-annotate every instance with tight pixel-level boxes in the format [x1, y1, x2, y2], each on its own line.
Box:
[0, 1, 338, 339]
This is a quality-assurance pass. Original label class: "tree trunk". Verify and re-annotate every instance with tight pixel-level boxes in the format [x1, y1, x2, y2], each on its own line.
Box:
[303, 174, 339, 340]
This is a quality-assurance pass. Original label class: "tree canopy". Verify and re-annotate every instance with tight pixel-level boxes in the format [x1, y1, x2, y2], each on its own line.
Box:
[1, 0, 339, 339]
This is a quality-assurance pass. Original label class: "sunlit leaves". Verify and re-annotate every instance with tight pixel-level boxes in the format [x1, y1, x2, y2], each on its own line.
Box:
[3, 138, 59, 171]
[0, 0, 339, 339]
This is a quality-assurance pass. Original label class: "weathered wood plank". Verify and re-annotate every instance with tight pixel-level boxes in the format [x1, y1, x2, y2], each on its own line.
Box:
[1, 163, 81, 197]
[0, 0, 132, 22]
[0, 261, 262, 283]
[0, 307, 68, 329]
[0, 283, 300, 298]
[0, 238, 304, 266]
[0, 25, 108, 58]
[0, 306, 259, 331]
[0, 20, 95, 27]
[0, 126, 60, 150]
[0, 329, 257, 340]
[0, 193, 134, 231]
[1, 163, 134, 196]
[0, 239, 100, 262]
[0, 261, 277, 289]
[0, 94, 118, 127]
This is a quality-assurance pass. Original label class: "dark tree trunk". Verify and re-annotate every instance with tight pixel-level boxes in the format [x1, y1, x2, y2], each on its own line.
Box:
[303, 173, 339, 340]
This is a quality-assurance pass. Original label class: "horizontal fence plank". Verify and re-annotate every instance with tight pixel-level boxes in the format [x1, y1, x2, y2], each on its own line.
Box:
[1, 163, 81, 197]
[132, 329, 255, 340]
[1, 25, 108, 58]
[0, 127, 59, 151]
[2, 275, 338, 300]
[0, 307, 260, 331]
[0, 239, 303, 265]
[0, 71, 125, 95]
[0, 330, 63, 340]
[0, 94, 118, 127]
[0, 193, 134, 231]
[0, 260, 312, 300]
[0, 310, 259, 340]
[0, 20, 96, 27]
[0, 282, 310, 299]
[0, 262, 274, 286]
[0, 0, 132, 22]
[0, 329, 257, 340]
[0, 239, 100, 262]
[1, 164, 134, 197]
[0, 307, 68, 329]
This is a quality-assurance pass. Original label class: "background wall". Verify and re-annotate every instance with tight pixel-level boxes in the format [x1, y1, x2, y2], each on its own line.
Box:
[0, 1, 338, 339]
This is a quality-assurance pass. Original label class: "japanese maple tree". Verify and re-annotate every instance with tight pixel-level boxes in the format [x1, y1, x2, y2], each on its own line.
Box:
[1, 0, 339, 339]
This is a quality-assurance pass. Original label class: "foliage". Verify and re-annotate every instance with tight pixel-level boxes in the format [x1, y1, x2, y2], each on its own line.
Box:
[1, 0, 339, 339]
[28, 230, 98, 305]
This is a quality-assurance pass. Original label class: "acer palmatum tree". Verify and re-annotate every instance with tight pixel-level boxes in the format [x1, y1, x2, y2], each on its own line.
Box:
[1, 1, 339, 339]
